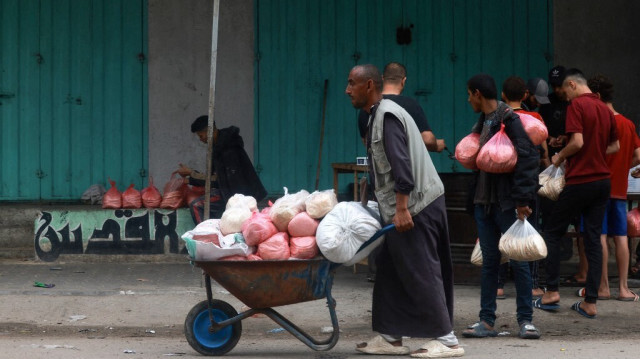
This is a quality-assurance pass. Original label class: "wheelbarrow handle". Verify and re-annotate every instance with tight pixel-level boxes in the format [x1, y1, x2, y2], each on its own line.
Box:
[355, 224, 396, 254]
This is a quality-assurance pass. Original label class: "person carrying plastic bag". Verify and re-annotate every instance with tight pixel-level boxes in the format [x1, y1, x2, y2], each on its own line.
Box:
[537, 69, 619, 320]
[499, 218, 547, 262]
[460, 74, 541, 340]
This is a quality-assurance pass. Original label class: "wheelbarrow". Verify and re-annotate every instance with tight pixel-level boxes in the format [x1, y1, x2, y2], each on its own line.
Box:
[184, 224, 395, 356]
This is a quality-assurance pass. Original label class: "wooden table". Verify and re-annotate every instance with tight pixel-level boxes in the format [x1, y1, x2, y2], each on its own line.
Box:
[331, 163, 368, 201]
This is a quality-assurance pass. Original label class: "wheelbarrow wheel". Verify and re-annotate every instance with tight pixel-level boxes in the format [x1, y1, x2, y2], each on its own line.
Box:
[185, 300, 242, 356]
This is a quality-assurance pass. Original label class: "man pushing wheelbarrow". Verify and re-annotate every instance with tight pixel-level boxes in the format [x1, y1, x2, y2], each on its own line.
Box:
[346, 64, 463, 358]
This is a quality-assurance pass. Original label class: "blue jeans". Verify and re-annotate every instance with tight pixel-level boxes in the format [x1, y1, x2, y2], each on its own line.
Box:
[474, 204, 533, 327]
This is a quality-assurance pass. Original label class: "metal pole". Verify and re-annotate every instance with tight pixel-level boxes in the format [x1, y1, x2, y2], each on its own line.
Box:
[204, 0, 220, 220]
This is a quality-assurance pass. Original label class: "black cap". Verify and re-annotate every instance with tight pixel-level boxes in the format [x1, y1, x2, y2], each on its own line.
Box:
[548, 66, 566, 87]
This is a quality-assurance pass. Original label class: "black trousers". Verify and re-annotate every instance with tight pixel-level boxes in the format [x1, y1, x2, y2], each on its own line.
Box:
[543, 179, 610, 303]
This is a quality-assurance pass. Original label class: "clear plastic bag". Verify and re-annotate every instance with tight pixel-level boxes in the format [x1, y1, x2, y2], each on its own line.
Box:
[470, 238, 509, 266]
[538, 164, 565, 201]
[498, 218, 547, 261]
[305, 189, 338, 219]
[476, 123, 517, 173]
[269, 187, 310, 231]
[455, 133, 480, 170]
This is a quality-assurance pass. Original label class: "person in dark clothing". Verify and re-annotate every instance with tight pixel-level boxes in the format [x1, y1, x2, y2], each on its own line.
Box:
[178, 116, 267, 223]
[538, 67, 588, 286]
[461, 74, 541, 340]
[347, 64, 463, 358]
[539, 66, 570, 158]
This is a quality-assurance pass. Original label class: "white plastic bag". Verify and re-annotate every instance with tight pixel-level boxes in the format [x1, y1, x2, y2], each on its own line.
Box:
[316, 201, 383, 265]
[498, 218, 547, 261]
[81, 184, 107, 205]
[226, 193, 258, 212]
[470, 238, 509, 266]
[181, 220, 254, 260]
[538, 164, 565, 201]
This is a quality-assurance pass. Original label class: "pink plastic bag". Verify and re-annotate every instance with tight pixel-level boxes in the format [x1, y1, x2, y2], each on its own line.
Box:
[247, 254, 263, 261]
[122, 184, 142, 209]
[455, 133, 480, 170]
[288, 212, 319, 237]
[102, 178, 122, 209]
[257, 232, 290, 260]
[519, 113, 548, 146]
[477, 123, 517, 173]
[242, 212, 278, 246]
[260, 200, 274, 215]
[160, 172, 187, 209]
[141, 177, 162, 208]
[290, 236, 319, 259]
[628, 208, 640, 237]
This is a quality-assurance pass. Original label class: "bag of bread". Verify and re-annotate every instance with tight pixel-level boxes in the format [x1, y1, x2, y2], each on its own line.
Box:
[538, 164, 565, 201]
[305, 190, 338, 219]
[499, 218, 547, 261]
[269, 187, 309, 232]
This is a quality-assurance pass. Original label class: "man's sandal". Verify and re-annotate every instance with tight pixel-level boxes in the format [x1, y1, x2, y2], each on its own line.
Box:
[355, 335, 410, 355]
[518, 321, 541, 339]
[410, 340, 465, 358]
[462, 321, 497, 338]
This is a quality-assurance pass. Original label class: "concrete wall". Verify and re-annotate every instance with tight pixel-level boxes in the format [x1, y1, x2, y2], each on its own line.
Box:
[554, 0, 640, 123]
[147, 0, 254, 186]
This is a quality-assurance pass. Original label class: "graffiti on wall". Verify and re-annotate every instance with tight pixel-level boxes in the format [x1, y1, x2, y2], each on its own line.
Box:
[34, 209, 195, 261]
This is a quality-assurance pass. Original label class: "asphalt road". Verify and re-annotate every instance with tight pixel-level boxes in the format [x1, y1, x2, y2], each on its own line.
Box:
[1, 260, 640, 358]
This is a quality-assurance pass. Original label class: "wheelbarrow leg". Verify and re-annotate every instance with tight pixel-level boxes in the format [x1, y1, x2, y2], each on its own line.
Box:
[260, 273, 340, 351]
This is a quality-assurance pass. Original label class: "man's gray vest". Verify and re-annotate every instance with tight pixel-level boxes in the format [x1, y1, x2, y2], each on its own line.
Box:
[369, 99, 444, 223]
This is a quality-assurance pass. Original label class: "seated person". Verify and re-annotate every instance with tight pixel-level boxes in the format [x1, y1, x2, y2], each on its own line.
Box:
[178, 115, 267, 223]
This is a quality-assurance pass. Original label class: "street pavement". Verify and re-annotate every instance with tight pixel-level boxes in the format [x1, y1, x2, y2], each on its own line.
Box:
[2, 259, 640, 358]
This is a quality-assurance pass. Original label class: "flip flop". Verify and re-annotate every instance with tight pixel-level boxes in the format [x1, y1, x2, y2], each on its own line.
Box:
[532, 297, 560, 311]
[355, 335, 411, 355]
[410, 340, 465, 358]
[576, 287, 610, 300]
[518, 321, 541, 339]
[462, 321, 498, 338]
[617, 291, 639, 302]
[571, 301, 596, 319]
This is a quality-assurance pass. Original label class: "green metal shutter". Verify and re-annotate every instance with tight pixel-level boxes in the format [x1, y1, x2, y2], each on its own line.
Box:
[0, 0, 148, 201]
[256, 0, 552, 195]
[255, 0, 358, 194]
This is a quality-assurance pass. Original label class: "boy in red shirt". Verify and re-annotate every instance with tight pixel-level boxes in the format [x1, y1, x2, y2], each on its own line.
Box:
[536, 69, 619, 318]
